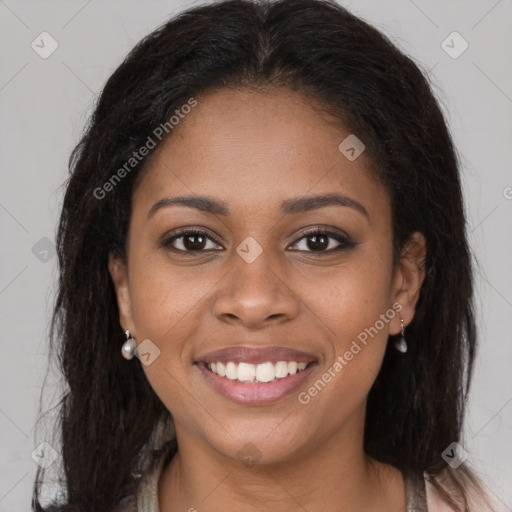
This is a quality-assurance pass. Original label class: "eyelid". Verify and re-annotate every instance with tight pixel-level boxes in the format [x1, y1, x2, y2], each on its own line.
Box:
[289, 225, 351, 243]
[161, 227, 224, 250]
[170, 226, 223, 243]
[287, 226, 355, 252]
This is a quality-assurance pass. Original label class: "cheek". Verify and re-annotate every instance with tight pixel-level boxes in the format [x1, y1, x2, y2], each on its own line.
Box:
[308, 245, 395, 383]
[127, 256, 207, 421]
[297, 256, 394, 425]
[126, 247, 226, 398]
[128, 246, 210, 340]
[316, 247, 394, 336]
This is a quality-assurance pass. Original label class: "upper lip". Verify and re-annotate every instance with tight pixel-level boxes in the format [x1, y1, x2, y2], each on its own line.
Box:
[195, 345, 318, 365]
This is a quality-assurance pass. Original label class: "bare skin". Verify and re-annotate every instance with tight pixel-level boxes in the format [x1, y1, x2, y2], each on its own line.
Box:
[109, 87, 426, 512]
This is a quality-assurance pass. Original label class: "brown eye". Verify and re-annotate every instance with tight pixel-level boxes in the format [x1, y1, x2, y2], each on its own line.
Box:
[162, 229, 223, 253]
[289, 229, 356, 253]
[305, 233, 329, 251]
[182, 232, 207, 250]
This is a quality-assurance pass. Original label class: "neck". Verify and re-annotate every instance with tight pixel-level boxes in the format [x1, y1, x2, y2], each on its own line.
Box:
[157, 414, 406, 511]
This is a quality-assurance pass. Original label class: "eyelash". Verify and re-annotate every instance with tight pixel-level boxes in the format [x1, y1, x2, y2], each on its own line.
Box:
[161, 227, 356, 255]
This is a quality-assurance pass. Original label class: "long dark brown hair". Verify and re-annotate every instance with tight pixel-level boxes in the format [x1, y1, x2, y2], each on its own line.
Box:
[33, 0, 491, 510]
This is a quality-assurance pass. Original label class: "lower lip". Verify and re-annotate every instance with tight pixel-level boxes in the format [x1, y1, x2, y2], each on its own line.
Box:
[196, 362, 317, 405]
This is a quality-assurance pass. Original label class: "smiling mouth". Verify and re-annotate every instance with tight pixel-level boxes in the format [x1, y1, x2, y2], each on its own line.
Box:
[203, 360, 315, 384]
[196, 356, 318, 405]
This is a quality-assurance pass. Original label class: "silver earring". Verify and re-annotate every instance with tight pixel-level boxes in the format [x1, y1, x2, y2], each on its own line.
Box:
[121, 329, 137, 360]
[394, 317, 408, 353]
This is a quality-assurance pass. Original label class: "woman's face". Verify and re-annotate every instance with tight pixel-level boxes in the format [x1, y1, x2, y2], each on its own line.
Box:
[110, 87, 425, 465]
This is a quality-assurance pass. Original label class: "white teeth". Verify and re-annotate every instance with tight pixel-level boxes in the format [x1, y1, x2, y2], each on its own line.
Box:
[207, 360, 310, 383]
[256, 362, 275, 383]
[237, 362, 256, 382]
[275, 361, 289, 378]
[225, 362, 238, 380]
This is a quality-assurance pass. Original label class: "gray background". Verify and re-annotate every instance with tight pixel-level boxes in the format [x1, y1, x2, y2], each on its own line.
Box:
[0, 0, 511, 509]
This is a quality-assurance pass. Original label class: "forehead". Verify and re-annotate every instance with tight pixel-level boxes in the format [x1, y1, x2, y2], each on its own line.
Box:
[133, 88, 388, 222]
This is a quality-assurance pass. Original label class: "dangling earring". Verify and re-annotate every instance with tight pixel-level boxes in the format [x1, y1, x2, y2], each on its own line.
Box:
[121, 329, 137, 360]
[394, 316, 408, 353]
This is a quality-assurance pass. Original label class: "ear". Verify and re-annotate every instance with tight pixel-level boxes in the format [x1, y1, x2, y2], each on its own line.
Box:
[389, 232, 427, 335]
[108, 252, 135, 336]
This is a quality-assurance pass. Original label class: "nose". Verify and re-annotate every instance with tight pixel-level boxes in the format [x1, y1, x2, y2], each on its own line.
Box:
[212, 248, 300, 330]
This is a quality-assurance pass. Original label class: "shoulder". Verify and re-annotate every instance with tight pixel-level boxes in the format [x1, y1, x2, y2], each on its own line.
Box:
[424, 472, 498, 512]
[425, 477, 457, 512]
[136, 468, 160, 512]
[114, 495, 139, 512]
[136, 449, 172, 512]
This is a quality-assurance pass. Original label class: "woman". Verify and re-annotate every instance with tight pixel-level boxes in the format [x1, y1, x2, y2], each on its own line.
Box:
[32, 0, 498, 510]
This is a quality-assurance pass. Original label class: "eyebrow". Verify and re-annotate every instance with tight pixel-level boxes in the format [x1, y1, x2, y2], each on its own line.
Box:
[147, 192, 369, 220]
